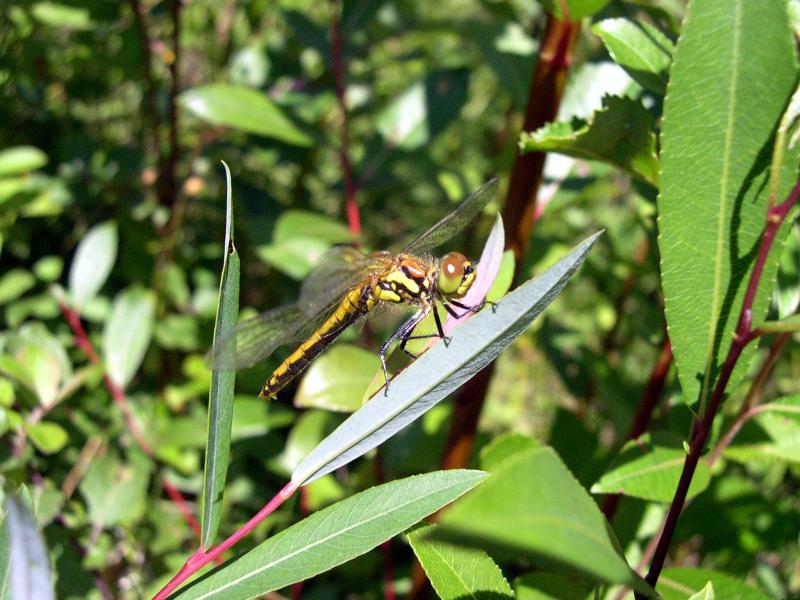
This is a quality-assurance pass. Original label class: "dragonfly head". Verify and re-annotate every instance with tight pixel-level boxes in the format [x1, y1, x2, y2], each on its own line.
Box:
[437, 251, 475, 298]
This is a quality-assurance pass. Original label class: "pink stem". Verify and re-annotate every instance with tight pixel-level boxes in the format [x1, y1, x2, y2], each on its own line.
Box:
[330, 0, 361, 238]
[153, 480, 299, 600]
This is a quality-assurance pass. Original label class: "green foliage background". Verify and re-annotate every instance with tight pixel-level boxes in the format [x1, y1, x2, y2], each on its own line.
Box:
[0, 0, 799, 599]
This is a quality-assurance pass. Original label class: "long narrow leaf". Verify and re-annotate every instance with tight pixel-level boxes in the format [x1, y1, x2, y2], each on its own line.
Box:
[292, 232, 602, 485]
[199, 162, 240, 548]
[173, 470, 487, 600]
[5, 494, 54, 600]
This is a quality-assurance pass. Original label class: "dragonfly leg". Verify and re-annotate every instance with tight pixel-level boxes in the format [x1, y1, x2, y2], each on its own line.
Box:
[379, 308, 430, 395]
[445, 298, 498, 319]
[400, 304, 450, 348]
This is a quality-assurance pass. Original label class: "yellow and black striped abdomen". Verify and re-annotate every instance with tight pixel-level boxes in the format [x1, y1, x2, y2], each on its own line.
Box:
[259, 285, 376, 400]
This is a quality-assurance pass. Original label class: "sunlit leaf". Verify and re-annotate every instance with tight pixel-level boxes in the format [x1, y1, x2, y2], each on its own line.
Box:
[200, 161, 240, 549]
[658, 567, 770, 600]
[173, 470, 487, 599]
[592, 18, 674, 94]
[68, 221, 118, 312]
[180, 84, 312, 146]
[102, 287, 155, 389]
[658, 0, 799, 407]
[293, 232, 601, 485]
[408, 524, 514, 599]
[295, 344, 380, 412]
[0, 146, 47, 177]
[520, 96, 659, 186]
[591, 434, 710, 502]
[3, 492, 55, 600]
[435, 447, 655, 597]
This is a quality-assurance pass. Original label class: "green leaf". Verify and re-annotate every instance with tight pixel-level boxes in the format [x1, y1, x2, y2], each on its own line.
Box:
[408, 524, 514, 600]
[32, 256, 63, 282]
[68, 221, 118, 312]
[275, 410, 339, 475]
[520, 96, 659, 186]
[3, 493, 54, 600]
[173, 470, 487, 599]
[538, 0, 610, 20]
[590, 433, 710, 502]
[486, 250, 515, 303]
[658, 567, 770, 600]
[24, 421, 68, 454]
[0, 146, 47, 177]
[180, 84, 312, 146]
[292, 233, 601, 485]
[257, 209, 355, 280]
[515, 572, 592, 600]
[272, 210, 355, 245]
[0, 269, 35, 305]
[657, 0, 799, 408]
[30, 2, 93, 29]
[435, 447, 655, 597]
[479, 432, 540, 472]
[725, 395, 800, 464]
[688, 582, 715, 600]
[10, 323, 71, 408]
[256, 237, 331, 281]
[79, 452, 151, 528]
[102, 287, 155, 389]
[295, 344, 381, 412]
[592, 18, 674, 95]
[200, 161, 240, 549]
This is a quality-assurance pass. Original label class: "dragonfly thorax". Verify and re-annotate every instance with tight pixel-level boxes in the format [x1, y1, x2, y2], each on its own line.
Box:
[374, 256, 434, 305]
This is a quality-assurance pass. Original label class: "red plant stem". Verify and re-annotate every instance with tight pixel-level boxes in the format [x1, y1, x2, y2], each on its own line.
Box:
[625, 338, 674, 441]
[602, 338, 673, 520]
[60, 303, 154, 455]
[153, 480, 299, 600]
[330, 0, 361, 238]
[59, 303, 204, 545]
[164, 478, 202, 538]
[635, 181, 800, 597]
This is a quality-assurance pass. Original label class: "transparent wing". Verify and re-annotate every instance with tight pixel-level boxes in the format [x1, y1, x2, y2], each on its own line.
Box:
[207, 304, 310, 371]
[402, 178, 499, 255]
[298, 246, 389, 315]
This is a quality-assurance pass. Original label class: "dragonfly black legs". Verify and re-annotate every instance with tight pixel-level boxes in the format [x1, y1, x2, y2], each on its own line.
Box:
[444, 299, 497, 319]
[377, 299, 498, 395]
[379, 308, 431, 395]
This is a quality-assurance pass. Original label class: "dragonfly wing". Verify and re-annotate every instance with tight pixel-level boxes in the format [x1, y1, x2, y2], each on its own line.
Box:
[402, 178, 499, 255]
[298, 246, 384, 316]
[208, 304, 308, 371]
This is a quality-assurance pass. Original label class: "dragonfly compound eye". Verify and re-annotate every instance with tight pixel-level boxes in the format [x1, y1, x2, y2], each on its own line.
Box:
[438, 252, 474, 297]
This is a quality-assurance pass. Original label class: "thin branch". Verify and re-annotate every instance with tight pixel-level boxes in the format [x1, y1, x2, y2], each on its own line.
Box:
[503, 14, 581, 267]
[160, 0, 181, 211]
[636, 180, 800, 596]
[126, 0, 162, 166]
[58, 302, 202, 540]
[330, 0, 361, 238]
[153, 481, 299, 600]
[706, 332, 791, 467]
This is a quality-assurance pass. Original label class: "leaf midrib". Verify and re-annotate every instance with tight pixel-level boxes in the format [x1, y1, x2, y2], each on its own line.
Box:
[187, 477, 474, 599]
[699, 0, 743, 407]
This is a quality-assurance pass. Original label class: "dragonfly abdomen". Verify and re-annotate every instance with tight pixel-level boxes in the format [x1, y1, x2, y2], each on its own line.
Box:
[259, 285, 377, 400]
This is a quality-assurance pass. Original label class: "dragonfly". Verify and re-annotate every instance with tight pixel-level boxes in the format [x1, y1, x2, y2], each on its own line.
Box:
[210, 177, 499, 400]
